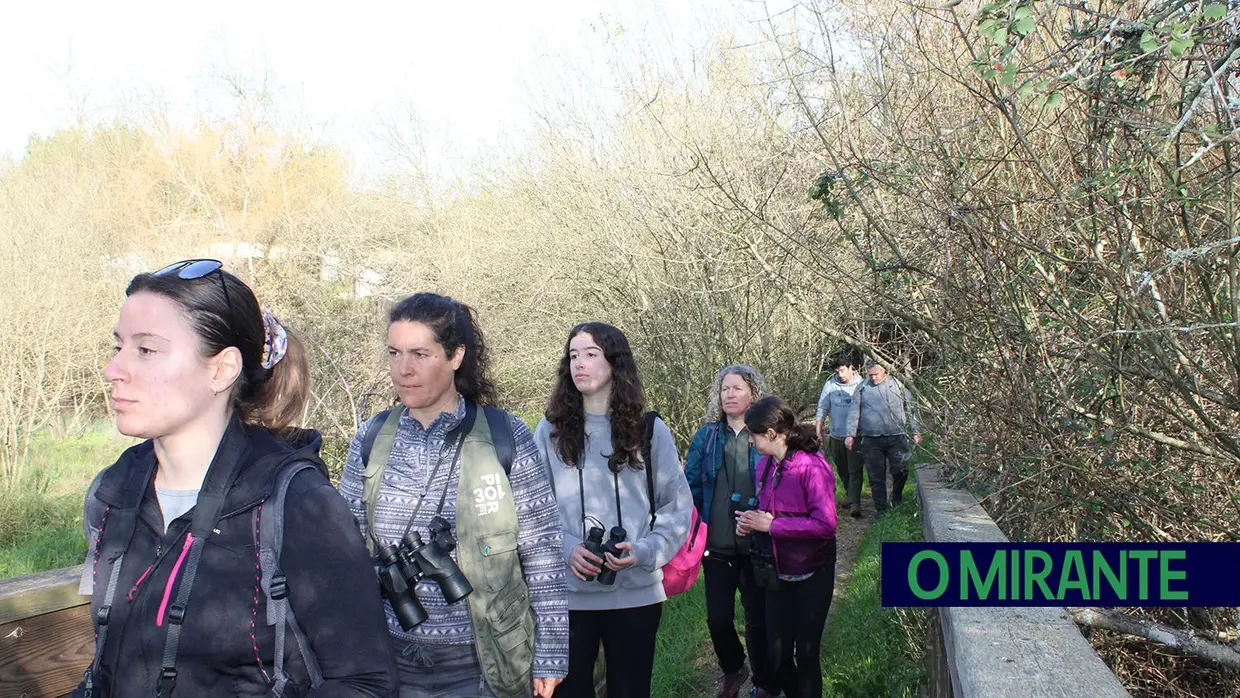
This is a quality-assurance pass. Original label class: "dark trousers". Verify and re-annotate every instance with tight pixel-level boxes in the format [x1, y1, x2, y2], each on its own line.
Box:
[765, 542, 837, 698]
[703, 553, 772, 689]
[827, 436, 864, 507]
[859, 435, 911, 512]
[556, 603, 663, 698]
[394, 640, 507, 697]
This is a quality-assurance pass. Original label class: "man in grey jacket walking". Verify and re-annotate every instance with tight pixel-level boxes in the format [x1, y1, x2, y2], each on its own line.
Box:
[816, 356, 866, 519]
[845, 360, 922, 517]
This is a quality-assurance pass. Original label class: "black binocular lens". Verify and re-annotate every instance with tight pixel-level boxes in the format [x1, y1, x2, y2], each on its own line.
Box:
[581, 526, 607, 582]
[375, 518, 474, 630]
[596, 526, 628, 586]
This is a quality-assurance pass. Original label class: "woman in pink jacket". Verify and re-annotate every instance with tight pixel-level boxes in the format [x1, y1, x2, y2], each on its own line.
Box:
[735, 396, 837, 698]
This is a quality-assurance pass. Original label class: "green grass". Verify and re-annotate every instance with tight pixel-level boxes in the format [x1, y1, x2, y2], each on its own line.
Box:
[0, 523, 87, 578]
[14, 423, 132, 498]
[652, 578, 716, 697]
[0, 424, 129, 579]
[820, 483, 928, 697]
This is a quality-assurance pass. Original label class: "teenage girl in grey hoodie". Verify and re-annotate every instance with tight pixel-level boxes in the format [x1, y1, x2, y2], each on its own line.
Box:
[535, 322, 693, 698]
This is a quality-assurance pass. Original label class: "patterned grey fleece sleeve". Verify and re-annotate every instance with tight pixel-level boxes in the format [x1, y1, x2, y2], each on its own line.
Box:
[506, 416, 570, 679]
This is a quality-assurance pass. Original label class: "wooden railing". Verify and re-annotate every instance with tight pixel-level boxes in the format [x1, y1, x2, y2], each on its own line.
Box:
[0, 565, 93, 698]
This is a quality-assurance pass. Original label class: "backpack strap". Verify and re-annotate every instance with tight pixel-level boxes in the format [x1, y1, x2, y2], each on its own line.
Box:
[704, 422, 722, 487]
[157, 433, 249, 698]
[643, 411, 659, 529]
[360, 408, 392, 469]
[362, 405, 513, 554]
[82, 454, 156, 698]
[362, 408, 401, 554]
[482, 406, 515, 475]
[258, 460, 325, 696]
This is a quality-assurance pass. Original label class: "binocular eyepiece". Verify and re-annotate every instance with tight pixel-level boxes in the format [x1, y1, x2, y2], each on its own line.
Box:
[376, 515, 474, 630]
[582, 525, 628, 585]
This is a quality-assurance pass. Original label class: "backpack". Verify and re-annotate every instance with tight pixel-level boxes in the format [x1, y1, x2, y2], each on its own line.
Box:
[255, 461, 327, 696]
[640, 412, 706, 597]
[360, 405, 515, 473]
[358, 404, 516, 552]
[82, 458, 326, 698]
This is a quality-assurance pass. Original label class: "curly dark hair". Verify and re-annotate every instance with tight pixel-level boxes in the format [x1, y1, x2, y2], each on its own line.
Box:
[389, 293, 497, 406]
[545, 322, 647, 472]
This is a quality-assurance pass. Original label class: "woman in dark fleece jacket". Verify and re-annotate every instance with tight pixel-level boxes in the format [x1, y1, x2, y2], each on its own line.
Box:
[735, 396, 837, 698]
[76, 260, 397, 698]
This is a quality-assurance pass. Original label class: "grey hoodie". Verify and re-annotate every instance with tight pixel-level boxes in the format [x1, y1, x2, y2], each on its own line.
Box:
[816, 374, 865, 440]
[845, 376, 921, 437]
[535, 413, 693, 611]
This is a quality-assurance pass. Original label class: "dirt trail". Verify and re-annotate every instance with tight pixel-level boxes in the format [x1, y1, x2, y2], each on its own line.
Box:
[827, 501, 872, 622]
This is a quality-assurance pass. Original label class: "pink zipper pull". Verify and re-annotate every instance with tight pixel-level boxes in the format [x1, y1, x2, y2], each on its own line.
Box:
[156, 533, 194, 627]
[126, 564, 155, 601]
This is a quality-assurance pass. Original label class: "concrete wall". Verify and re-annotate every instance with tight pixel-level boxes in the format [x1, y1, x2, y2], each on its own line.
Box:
[915, 465, 1131, 698]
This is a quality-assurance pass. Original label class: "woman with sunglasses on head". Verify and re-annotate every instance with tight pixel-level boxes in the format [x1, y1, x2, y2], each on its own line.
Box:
[735, 396, 837, 698]
[76, 260, 397, 698]
[534, 322, 693, 698]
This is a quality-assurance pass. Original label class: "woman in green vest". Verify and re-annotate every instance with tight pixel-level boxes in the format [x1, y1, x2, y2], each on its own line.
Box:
[534, 322, 693, 698]
[338, 293, 570, 698]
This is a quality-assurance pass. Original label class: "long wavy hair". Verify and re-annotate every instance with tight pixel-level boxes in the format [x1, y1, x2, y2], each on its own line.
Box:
[545, 322, 647, 471]
[389, 293, 497, 405]
[704, 364, 767, 424]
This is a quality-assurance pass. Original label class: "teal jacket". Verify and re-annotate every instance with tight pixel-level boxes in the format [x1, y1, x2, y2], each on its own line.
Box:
[683, 421, 762, 527]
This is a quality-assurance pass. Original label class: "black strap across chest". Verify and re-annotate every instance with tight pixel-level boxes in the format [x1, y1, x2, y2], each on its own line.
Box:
[82, 425, 252, 698]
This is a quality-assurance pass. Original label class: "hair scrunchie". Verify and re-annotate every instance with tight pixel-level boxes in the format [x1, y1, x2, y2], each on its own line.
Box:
[261, 308, 288, 370]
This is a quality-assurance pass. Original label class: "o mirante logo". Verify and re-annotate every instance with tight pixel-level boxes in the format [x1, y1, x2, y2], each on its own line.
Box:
[881, 543, 1240, 607]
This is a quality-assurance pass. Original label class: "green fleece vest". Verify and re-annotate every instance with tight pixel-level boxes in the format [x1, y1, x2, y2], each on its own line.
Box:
[364, 408, 533, 698]
[456, 412, 535, 698]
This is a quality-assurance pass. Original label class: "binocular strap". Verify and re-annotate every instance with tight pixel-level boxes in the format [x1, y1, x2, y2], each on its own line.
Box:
[577, 466, 624, 539]
[398, 405, 477, 542]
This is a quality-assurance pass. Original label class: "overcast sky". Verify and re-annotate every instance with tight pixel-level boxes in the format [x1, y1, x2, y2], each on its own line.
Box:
[0, 0, 796, 182]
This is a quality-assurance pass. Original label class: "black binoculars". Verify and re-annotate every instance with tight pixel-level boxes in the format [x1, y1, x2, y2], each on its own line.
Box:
[376, 515, 474, 630]
[749, 532, 780, 589]
[582, 525, 628, 585]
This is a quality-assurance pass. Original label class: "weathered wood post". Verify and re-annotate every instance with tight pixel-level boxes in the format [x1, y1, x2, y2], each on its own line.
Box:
[0, 565, 93, 698]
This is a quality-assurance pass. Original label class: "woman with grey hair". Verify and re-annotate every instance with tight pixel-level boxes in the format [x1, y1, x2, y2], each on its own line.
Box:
[683, 364, 775, 698]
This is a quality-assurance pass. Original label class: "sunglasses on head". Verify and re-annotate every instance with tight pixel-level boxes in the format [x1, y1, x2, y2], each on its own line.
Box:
[153, 258, 231, 307]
